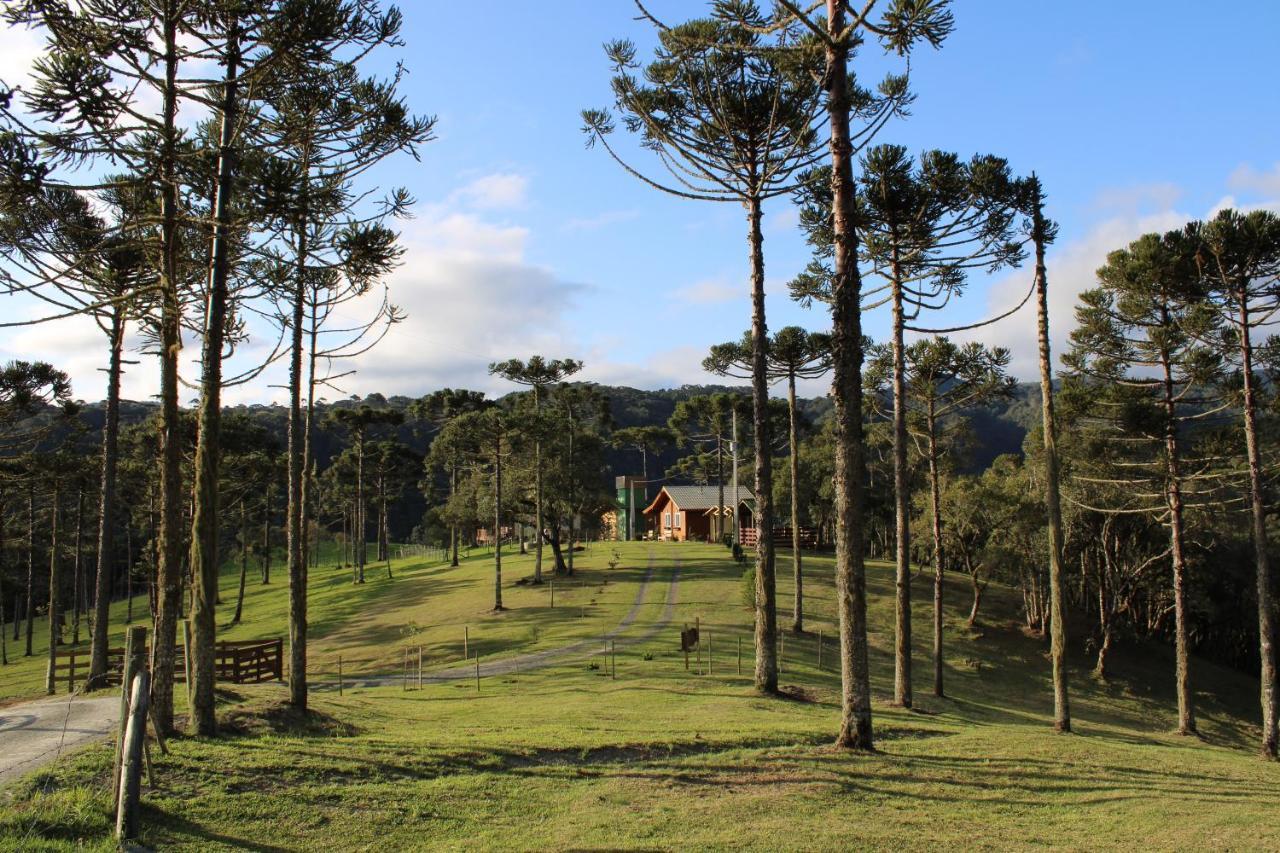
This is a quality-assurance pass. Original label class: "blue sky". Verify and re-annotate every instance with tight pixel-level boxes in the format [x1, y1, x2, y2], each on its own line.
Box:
[2, 1, 1279, 403]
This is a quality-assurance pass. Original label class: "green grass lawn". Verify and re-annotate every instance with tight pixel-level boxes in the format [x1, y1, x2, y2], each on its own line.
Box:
[2, 541, 1278, 851]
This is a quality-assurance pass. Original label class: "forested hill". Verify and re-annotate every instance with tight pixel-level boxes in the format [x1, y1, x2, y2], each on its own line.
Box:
[72, 380, 1042, 483]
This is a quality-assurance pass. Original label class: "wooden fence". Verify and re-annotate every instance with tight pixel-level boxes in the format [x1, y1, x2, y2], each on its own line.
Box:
[738, 527, 818, 549]
[52, 638, 282, 693]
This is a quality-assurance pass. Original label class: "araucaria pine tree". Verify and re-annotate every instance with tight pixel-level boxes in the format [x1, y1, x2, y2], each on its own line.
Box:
[857, 145, 1023, 708]
[584, 0, 827, 694]
[705, 326, 831, 633]
[1064, 229, 1228, 736]
[1189, 208, 1280, 758]
[867, 337, 1013, 697]
[488, 357, 583, 584]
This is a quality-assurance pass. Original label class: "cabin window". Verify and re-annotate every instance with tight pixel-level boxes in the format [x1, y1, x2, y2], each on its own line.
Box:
[674, 511, 682, 528]
[663, 511, 672, 530]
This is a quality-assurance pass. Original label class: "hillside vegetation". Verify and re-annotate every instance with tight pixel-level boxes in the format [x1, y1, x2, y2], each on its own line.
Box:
[2, 542, 1276, 851]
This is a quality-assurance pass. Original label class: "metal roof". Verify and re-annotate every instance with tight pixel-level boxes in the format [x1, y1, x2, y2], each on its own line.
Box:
[643, 484, 755, 514]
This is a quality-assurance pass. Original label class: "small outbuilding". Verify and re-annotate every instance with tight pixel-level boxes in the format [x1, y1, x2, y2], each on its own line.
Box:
[642, 485, 754, 542]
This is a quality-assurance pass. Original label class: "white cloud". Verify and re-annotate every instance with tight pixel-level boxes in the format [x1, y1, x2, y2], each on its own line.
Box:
[334, 208, 586, 398]
[1228, 162, 1280, 198]
[449, 172, 529, 211]
[561, 209, 639, 232]
[953, 209, 1189, 381]
[0, 24, 43, 90]
[675, 277, 742, 305]
[1090, 182, 1182, 216]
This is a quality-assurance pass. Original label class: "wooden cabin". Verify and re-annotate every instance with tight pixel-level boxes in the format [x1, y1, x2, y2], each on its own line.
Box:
[642, 485, 754, 542]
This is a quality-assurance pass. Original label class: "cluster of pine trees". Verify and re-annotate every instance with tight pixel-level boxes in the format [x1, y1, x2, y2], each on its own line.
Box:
[0, 0, 1274, 766]
[580, 0, 1278, 758]
[0, 0, 431, 734]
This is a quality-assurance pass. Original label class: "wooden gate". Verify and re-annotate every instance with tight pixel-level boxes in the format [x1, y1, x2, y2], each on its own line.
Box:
[52, 637, 283, 693]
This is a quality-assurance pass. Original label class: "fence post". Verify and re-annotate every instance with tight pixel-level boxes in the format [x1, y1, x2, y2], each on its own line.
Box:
[338, 655, 344, 696]
[113, 626, 146, 801]
[737, 636, 741, 675]
[463, 626, 469, 661]
[182, 621, 192, 710]
[707, 631, 712, 676]
[696, 617, 701, 675]
[417, 646, 423, 690]
[114, 669, 150, 842]
[611, 640, 616, 680]
[67, 650, 75, 693]
[779, 632, 784, 676]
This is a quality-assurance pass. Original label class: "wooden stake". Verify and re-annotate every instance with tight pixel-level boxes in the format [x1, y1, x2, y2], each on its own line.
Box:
[113, 625, 146, 801]
[417, 645, 423, 690]
[696, 617, 701, 675]
[115, 669, 150, 841]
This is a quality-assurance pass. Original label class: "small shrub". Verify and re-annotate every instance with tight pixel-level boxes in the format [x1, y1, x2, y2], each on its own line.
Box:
[740, 566, 756, 609]
[731, 543, 745, 564]
[642, 652, 654, 661]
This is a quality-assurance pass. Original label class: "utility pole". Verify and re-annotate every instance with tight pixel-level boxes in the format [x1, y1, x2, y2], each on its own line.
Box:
[731, 407, 739, 546]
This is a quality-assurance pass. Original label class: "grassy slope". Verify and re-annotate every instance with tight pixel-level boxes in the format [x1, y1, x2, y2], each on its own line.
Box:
[2, 541, 1277, 851]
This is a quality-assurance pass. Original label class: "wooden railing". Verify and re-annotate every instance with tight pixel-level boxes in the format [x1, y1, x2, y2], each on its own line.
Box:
[738, 527, 817, 548]
[52, 638, 282, 693]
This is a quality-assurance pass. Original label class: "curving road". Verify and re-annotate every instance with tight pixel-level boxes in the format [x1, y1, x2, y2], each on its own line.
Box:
[323, 548, 682, 689]
[0, 693, 118, 788]
[0, 549, 682, 785]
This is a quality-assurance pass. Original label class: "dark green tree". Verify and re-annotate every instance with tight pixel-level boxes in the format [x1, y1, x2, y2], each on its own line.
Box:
[705, 325, 830, 633]
[1064, 229, 1226, 736]
[1190, 208, 1280, 757]
[488, 357, 583, 583]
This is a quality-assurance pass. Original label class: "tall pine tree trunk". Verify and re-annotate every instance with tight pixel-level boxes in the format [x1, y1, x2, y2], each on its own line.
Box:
[355, 431, 366, 583]
[286, 167, 311, 709]
[44, 483, 60, 694]
[1163, 358, 1196, 736]
[533, 389, 544, 584]
[72, 486, 84, 646]
[188, 22, 240, 735]
[233, 499, 248, 625]
[788, 370, 804, 634]
[826, 0, 873, 748]
[88, 310, 124, 687]
[493, 436, 504, 611]
[1236, 296, 1277, 757]
[747, 194, 777, 695]
[151, 1, 185, 735]
[450, 466, 460, 567]
[1032, 186, 1071, 733]
[927, 407, 945, 698]
[890, 254, 912, 708]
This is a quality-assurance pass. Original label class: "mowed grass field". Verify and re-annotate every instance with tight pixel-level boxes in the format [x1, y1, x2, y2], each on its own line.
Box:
[2, 540, 1278, 851]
